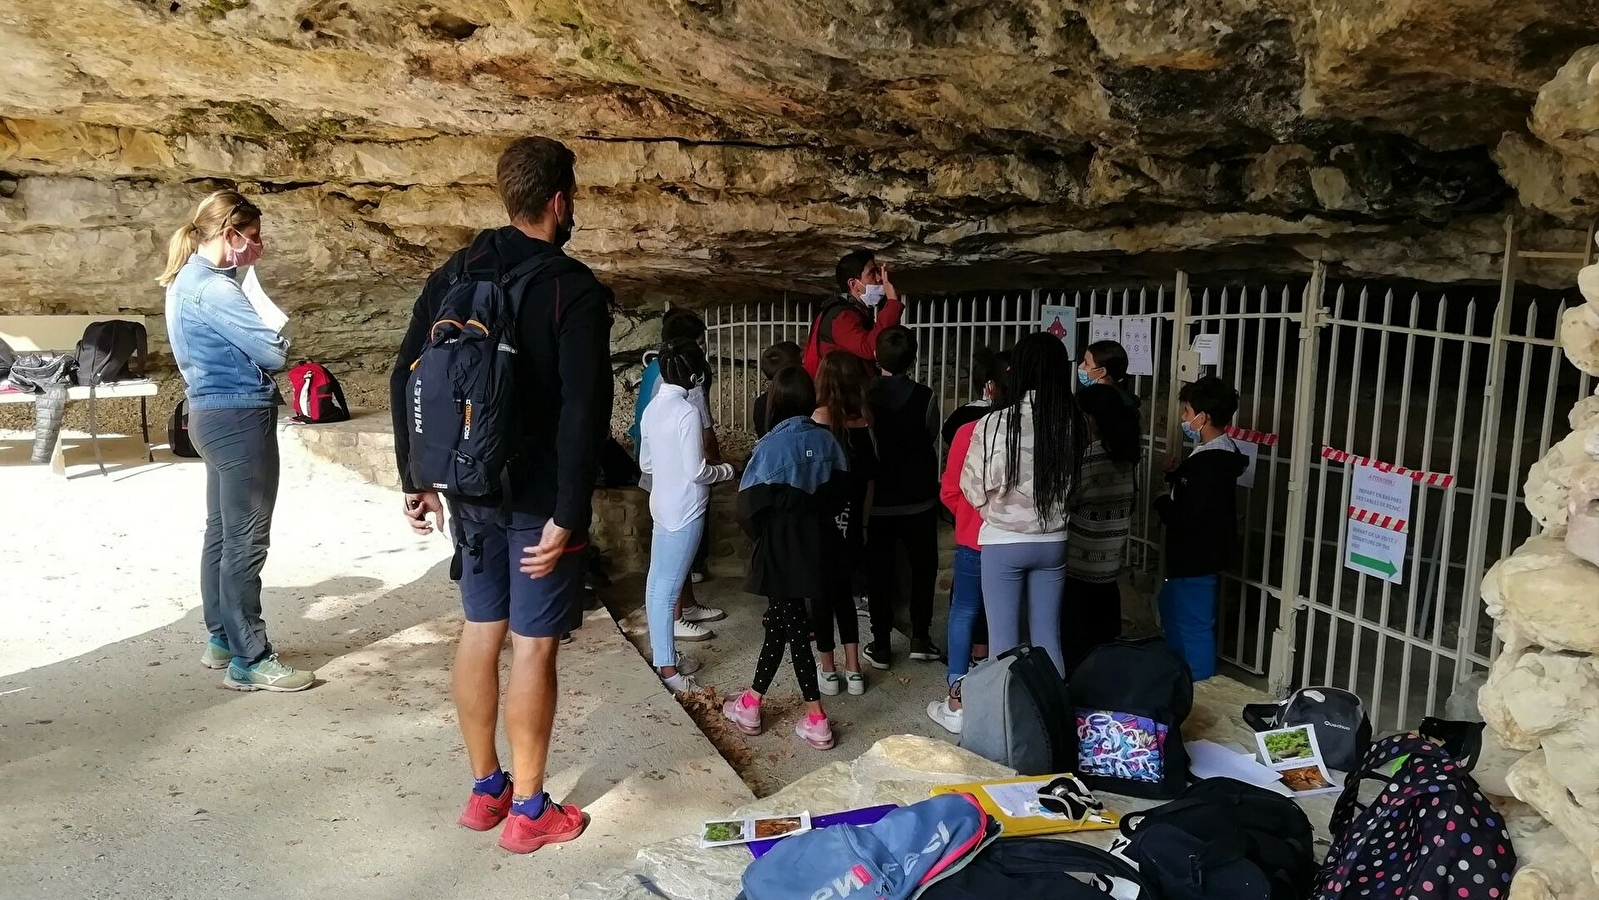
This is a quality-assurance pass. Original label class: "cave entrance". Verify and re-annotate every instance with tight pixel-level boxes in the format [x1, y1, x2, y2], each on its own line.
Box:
[695, 220, 1594, 733]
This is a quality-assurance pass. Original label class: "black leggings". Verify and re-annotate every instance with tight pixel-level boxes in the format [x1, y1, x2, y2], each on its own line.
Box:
[753, 597, 821, 702]
[810, 586, 860, 654]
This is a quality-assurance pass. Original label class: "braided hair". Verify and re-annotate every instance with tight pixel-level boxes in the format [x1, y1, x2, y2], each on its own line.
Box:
[1004, 333, 1086, 525]
[658, 337, 710, 391]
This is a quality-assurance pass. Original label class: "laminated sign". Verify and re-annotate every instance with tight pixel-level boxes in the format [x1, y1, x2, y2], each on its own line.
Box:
[1344, 463, 1412, 584]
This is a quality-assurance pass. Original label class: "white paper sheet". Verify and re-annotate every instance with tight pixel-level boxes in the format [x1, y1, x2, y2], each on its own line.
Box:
[1121, 317, 1154, 376]
[241, 266, 289, 335]
[1187, 740, 1283, 787]
[1089, 316, 1121, 345]
[982, 780, 1058, 818]
[1192, 333, 1222, 366]
[1237, 440, 1260, 489]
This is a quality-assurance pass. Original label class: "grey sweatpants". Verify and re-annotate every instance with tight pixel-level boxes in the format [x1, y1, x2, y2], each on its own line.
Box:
[191, 406, 279, 667]
[980, 539, 1069, 677]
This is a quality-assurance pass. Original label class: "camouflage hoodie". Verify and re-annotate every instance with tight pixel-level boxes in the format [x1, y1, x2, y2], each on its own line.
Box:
[958, 393, 1069, 544]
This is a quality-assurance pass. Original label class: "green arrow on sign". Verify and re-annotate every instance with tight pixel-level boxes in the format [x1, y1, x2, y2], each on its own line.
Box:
[1349, 553, 1398, 577]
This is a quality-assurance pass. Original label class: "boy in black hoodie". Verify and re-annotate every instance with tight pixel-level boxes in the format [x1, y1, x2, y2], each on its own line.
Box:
[864, 326, 943, 667]
[1153, 376, 1248, 681]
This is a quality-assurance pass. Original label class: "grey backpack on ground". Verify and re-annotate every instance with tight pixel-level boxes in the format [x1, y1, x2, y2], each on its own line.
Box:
[958, 645, 1074, 776]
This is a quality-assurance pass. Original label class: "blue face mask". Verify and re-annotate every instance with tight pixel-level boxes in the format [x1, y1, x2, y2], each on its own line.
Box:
[1181, 419, 1201, 441]
[1077, 368, 1094, 387]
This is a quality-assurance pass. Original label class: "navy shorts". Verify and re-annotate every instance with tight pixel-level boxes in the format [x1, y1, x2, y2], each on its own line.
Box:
[452, 510, 585, 638]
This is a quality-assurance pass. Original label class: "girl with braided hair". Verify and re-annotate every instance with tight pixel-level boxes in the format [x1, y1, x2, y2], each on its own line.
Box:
[639, 337, 736, 693]
[959, 332, 1087, 676]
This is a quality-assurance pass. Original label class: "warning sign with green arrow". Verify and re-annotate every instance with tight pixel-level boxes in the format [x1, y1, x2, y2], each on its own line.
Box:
[1345, 519, 1406, 584]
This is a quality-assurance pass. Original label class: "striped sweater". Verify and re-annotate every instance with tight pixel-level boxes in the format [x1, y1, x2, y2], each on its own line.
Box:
[1065, 441, 1137, 582]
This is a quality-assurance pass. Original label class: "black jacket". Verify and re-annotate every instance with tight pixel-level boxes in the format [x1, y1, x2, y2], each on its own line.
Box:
[737, 417, 852, 601]
[1153, 440, 1249, 578]
[390, 227, 614, 531]
[868, 374, 939, 514]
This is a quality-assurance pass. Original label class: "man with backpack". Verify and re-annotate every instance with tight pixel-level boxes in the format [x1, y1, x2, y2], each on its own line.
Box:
[802, 250, 904, 378]
[390, 136, 613, 855]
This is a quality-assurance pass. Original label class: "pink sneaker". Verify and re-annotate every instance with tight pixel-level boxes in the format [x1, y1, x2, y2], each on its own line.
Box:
[795, 714, 835, 750]
[721, 692, 763, 736]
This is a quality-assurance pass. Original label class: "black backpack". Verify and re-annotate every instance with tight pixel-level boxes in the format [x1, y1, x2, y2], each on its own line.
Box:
[923, 838, 1153, 900]
[595, 436, 641, 488]
[75, 320, 147, 386]
[168, 398, 199, 459]
[1315, 731, 1514, 900]
[404, 242, 578, 500]
[1118, 777, 1316, 900]
[1244, 687, 1372, 773]
[1069, 637, 1193, 799]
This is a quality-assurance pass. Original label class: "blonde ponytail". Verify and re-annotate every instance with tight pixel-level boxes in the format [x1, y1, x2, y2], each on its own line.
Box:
[157, 222, 200, 287]
[156, 189, 262, 287]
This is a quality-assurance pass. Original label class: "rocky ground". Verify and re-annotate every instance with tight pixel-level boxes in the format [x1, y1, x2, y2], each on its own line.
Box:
[0, 429, 752, 900]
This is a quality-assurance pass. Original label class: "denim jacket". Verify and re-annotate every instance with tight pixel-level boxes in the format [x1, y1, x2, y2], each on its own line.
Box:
[165, 254, 289, 410]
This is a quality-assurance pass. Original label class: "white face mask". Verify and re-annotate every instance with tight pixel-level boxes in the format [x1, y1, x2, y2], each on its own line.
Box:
[860, 284, 886, 307]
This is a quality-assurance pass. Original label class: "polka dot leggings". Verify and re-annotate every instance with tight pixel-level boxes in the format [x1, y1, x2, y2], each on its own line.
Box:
[751, 597, 821, 703]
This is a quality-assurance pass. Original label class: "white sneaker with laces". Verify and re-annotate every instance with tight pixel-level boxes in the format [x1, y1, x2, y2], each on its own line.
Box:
[926, 698, 963, 735]
[817, 668, 843, 696]
[664, 672, 704, 694]
[674, 618, 714, 642]
[845, 670, 866, 695]
[674, 651, 702, 676]
[681, 603, 726, 624]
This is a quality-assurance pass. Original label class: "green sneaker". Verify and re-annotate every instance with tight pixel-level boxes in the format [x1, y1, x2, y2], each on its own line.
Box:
[223, 654, 315, 692]
[200, 638, 232, 670]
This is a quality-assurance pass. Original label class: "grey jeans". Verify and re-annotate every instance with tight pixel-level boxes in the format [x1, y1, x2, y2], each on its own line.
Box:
[191, 406, 279, 667]
[980, 539, 1069, 677]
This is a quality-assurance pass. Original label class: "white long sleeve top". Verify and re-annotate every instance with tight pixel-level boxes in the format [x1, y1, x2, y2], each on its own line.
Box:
[639, 383, 735, 531]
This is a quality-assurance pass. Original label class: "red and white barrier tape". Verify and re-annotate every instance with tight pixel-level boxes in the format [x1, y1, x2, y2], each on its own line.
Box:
[1224, 426, 1279, 447]
[1348, 506, 1408, 533]
[1320, 447, 1456, 489]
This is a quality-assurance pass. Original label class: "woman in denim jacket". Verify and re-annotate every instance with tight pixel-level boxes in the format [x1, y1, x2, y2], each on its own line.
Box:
[159, 190, 313, 693]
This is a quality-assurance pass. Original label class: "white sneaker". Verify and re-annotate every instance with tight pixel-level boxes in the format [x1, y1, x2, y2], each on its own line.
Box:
[845, 670, 866, 696]
[664, 672, 704, 694]
[674, 651, 702, 676]
[817, 668, 844, 696]
[681, 603, 726, 624]
[926, 698, 963, 735]
[674, 618, 714, 642]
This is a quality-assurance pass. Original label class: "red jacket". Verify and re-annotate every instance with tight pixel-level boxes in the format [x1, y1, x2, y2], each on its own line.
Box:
[802, 296, 905, 377]
[942, 419, 982, 550]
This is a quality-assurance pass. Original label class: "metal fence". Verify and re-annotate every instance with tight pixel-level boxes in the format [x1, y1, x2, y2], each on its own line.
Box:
[699, 220, 1594, 732]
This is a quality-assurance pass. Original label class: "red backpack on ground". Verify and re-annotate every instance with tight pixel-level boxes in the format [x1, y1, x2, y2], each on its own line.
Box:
[287, 361, 350, 424]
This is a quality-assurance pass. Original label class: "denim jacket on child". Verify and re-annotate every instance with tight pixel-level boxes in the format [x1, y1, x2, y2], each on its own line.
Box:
[165, 254, 289, 410]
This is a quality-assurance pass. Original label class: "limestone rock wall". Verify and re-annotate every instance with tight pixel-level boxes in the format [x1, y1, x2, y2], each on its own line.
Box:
[1480, 241, 1599, 900]
[4, 2, 1599, 437]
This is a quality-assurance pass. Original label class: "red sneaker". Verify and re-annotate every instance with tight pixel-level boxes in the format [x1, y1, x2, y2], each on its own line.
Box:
[497, 800, 588, 854]
[458, 781, 513, 831]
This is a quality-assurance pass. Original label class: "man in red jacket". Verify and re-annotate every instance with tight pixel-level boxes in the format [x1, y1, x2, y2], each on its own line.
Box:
[803, 250, 905, 377]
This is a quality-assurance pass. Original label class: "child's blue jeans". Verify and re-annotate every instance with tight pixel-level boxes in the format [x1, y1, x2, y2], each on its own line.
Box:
[646, 518, 705, 669]
[946, 545, 984, 686]
[1158, 574, 1219, 681]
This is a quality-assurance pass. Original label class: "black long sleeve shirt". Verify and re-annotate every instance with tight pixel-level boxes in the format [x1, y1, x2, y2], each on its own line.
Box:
[390, 227, 614, 532]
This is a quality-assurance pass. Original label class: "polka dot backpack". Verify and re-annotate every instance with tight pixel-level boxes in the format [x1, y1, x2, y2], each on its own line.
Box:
[1315, 731, 1515, 900]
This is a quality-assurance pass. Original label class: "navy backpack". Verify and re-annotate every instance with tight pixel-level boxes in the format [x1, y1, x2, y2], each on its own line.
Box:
[403, 239, 577, 502]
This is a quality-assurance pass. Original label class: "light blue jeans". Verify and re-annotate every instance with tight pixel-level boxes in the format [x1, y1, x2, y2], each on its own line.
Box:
[946, 545, 984, 686]
[980, 539, 1069, 678]
[646, 518, 706, 668]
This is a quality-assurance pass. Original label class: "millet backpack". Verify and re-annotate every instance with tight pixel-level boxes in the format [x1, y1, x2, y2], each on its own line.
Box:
[403, 248, 577, 500]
